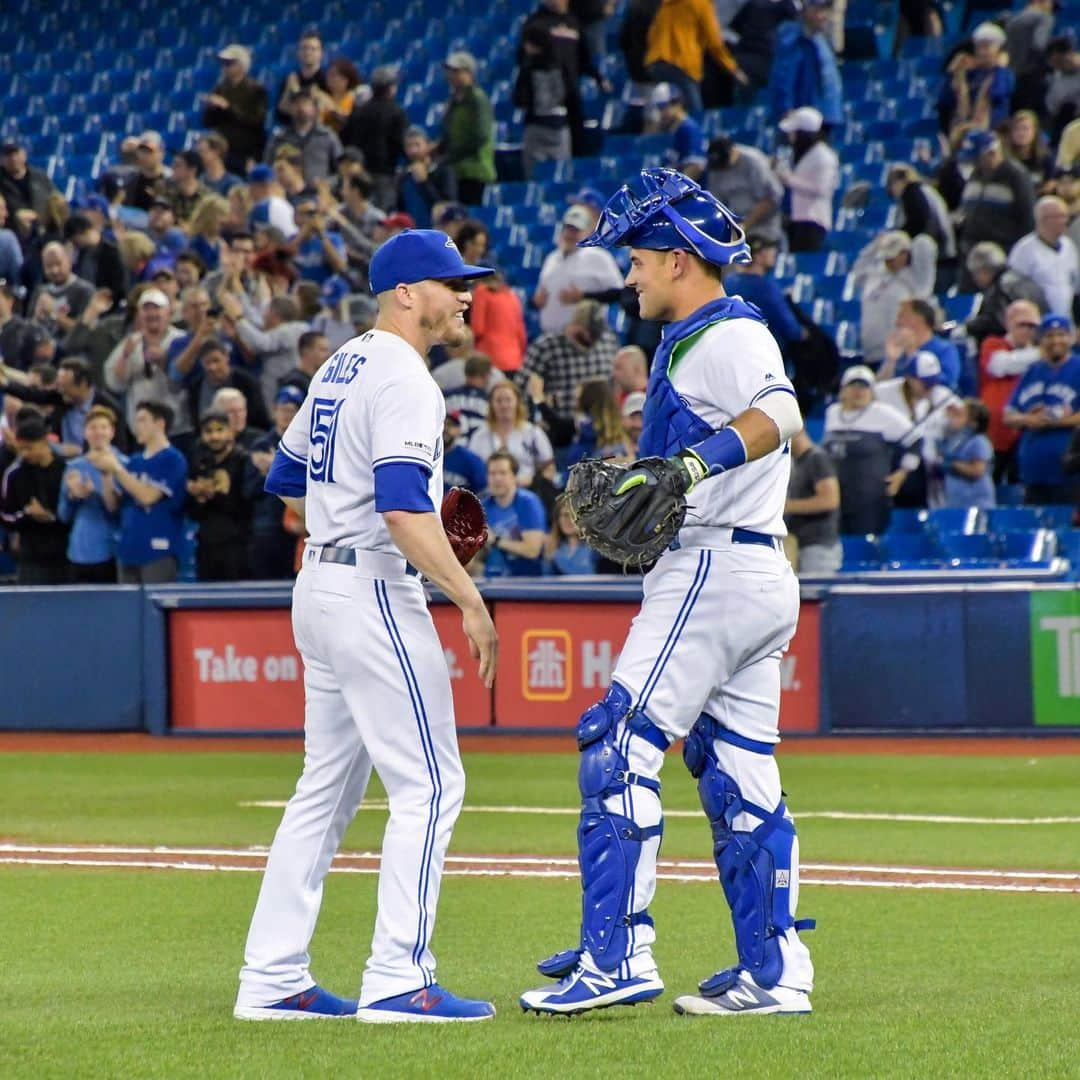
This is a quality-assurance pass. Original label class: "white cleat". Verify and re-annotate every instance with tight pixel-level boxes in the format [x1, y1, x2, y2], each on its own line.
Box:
[674, 971, 811, 1017]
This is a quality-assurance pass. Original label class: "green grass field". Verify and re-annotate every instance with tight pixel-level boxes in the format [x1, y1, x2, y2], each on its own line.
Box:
[2, 747, 1079, 1079]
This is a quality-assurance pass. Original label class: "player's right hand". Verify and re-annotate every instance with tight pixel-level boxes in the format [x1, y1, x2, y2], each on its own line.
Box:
[462, 602, 497, 689]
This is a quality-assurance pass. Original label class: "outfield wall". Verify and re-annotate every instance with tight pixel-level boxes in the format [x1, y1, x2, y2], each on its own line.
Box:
[0, 579, 1077, 734]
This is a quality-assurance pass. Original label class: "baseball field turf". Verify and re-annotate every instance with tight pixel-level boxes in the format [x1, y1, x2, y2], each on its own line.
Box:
[2, 743, 1078, 1079]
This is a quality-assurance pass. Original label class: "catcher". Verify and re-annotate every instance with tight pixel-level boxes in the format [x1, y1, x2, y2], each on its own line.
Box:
[520, 169, 815, 1018]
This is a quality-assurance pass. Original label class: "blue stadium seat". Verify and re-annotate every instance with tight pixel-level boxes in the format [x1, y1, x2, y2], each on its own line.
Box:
[937, 533, 995, 565]
[998, 528, 1057, 568]
[987, 506, 1041, 534]
[925, 507, 985, 535]
[841, 535, 880, 570]
[885, 508, 928, 534]
[880, 532, 940, 569]
[1037, 505, 1075, 531]
[995, 483, 1025, 507]
[940, 294, 977, 324]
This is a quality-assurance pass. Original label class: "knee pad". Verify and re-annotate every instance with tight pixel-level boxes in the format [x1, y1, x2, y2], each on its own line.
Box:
[573, 684, 668, 972]
[684, 714, 811, 990]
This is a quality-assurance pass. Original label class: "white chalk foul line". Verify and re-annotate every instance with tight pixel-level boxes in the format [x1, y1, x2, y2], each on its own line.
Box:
[239, 800, 1080, 826]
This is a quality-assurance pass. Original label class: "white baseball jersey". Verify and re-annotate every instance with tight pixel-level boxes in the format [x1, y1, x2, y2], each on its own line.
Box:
[669, 317, 795, 536]
[277, 330, 445, 549]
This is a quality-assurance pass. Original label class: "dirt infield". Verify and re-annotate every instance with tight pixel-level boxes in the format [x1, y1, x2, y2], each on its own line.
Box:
[2, 842, 1077, 893]
[1, 732, 1078, 755]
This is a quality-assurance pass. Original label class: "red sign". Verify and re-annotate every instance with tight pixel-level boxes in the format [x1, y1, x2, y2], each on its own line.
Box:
[169, 606, 492, 731]
[493, 601, 820, 734]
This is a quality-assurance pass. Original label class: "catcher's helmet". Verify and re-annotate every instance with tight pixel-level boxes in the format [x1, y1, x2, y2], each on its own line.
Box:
[578, 168, 750, 267]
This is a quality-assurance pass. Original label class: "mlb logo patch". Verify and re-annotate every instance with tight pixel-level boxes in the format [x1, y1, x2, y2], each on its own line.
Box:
[775, 870, 790, 888]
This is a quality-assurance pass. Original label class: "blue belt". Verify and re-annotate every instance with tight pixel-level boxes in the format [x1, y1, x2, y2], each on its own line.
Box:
[731, 528, 780, 549]
[319, 546, 421, 576]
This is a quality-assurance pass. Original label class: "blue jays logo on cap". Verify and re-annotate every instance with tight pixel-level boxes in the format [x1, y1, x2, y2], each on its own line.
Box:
[368, 229, 495, 295]
[1039, 314, 1073, 335]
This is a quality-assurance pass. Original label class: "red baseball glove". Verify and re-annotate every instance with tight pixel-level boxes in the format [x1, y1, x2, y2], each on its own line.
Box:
[441, 487, 488, 566]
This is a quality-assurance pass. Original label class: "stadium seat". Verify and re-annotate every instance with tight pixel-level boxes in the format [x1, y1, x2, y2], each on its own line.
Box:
[995, 483, 1025, 507]
[987, 507, 1042, 534]
[937, 533, 996, 565]
[925, 507, 985, 535]
[998, 528, 1057, 568]
[841, 534, 881, 570]
[880, 532, 940, 567]
[1037, 505, 1075, 531]
[885, 508, 928, 534]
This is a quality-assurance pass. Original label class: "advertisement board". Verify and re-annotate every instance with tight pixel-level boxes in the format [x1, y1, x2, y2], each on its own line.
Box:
[1030, 591, 1080, 727]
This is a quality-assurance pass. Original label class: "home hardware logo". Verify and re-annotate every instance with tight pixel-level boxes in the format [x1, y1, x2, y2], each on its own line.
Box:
[522, 631, 572, 701]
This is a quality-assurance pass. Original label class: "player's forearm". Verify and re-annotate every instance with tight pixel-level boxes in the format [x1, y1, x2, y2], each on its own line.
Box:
[280, 495, 305, 523]
[384, 511, 487, 612]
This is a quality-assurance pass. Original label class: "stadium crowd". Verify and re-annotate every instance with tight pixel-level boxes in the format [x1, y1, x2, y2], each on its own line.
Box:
[0, 0, 1078, 585]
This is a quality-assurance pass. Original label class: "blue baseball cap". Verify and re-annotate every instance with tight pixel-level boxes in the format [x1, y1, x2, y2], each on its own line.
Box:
[956, 129, 999, 162]
[248, 163, 274, 183]
[1039, 314, 1074, 335]
[275, 385, 306, 407]
[568, 187, 605, 213]
[320, 274, 352, 305]
[368, 229, 494, 296]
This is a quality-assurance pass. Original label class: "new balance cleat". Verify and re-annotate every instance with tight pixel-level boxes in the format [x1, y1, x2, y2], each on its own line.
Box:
[233, 985, 358, 1021]
[355, 984, 495, 1024]
[673, 969, 811, 1017]
[520, 965, 664, 1016]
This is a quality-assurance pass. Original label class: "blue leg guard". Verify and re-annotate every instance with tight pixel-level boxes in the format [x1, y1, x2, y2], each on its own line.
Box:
[683, 715, 814, 993]
[536, 683, 668, 977]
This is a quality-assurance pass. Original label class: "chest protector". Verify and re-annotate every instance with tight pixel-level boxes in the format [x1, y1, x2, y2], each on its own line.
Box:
[638, 297, 767, 458]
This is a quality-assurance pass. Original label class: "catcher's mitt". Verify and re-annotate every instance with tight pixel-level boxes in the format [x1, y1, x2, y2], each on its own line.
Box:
[441, 486, 488, 566]
[564, 457, 687, 569]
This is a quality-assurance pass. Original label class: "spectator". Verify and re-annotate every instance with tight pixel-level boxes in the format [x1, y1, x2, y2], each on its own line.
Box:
[850, 230, 938, 366]
[534, 206, 624, 333]
[266, 89, 343, 184]
[57, 286, 127, 386]
[57, 405, 126, 583]
[479, 450, 547, 576]
[278, 329, 330, 397]
[104, 288, 190, 440]
[514, 25, 572, 180]
[185, 195, 230, 274]
[455, 221, 491, 268]
[773, 107, 840, 253]
[340, 65, 408, 211]
[784, 428, 841, 574]
[395, 126, 457, 229]
[178, 337, 270, 434]
[705, 134, 784, 245]
[65, 214, 126, 301]
[468, 382, 554, 486]
[324, 172, 385, 285]
[196, 132, 242, 197]
[287, 198, 348, 286]
[444, 353, 498, 440]
[939, 22, 1015, 133]
[965, 241, 1048, 342]
[0, 278, 47, 370]
[956, 129, 1036, 284]
[28, 242, 95, 336]
[1007, 196, 1079, 318]
[1004, 313, 1080, 504]
[0, 355, 128, 455]
[0, 140, 57, 220]
[822, 365, 921, 535]
[1007, 1, 1056, 115]
[768, 0, 842, 130]
[620, 390, 645, 456]
[166, 286, 215, 374]
[0, 413, 69, 583]
[128, 132, 170, 213]
[521, 298, 620, 426]
[210, 386, 264, 450]
[880, 298, 963, 391]
[572, 0, 613, 67]
[441, 52, 497, 206]
[619, 0, 664, 86]
[722, 234, 805, 359]
[644, 0, 747, 118]
[1004, 110, 1053, 190]
[244, 386, 304, 579]
[217, 292, 308, 409]
[649, 84, 707, 181]
[117, 231, 157, 285]
[203, 45, 269, 175]
[270, 147, 314, 208]
[164, 151, 206, 225]
[612, 345, 648, 402]
[0, 195, 23, 284]
[311, 282, 371, 352]
[185, 410, 252, 580]
[728, 0, 799, 91]
[442, 412, 488, 495]
[145, 196, 178, 246]
[978, 299, 1042, 479]
[315, 57, 363, 133]
[275, 29, 328, 125]
[543, 494, 597, 575]
[885, 164, 957, 282]
[432, 329, 504, 392]
[1046, 33, 1080, 140]
[936, 398, 996, 509]
[471, 270, 527, 373]
[566, 377, 627, 465]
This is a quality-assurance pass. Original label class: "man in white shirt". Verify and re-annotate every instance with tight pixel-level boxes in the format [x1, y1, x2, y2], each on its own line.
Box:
[1007, 196, 1079, 317]
[533, 205, 624, 333]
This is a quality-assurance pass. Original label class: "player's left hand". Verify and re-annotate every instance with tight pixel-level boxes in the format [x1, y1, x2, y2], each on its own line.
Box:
[612, 451, 702, 499]
[462, 601, 498, 688]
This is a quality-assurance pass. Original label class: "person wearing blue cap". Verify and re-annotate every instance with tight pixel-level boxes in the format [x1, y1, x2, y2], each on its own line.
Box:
[650, 83, 708, 182]
[1004, 313, 1080, 504]
[238, 228, 499, 1023]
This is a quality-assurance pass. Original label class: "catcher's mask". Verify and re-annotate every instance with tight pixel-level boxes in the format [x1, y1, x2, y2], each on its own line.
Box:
[578, 168, 751, 268]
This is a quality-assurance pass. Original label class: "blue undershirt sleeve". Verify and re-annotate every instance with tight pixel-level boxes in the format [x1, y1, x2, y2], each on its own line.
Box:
[374, 461, 435, 513]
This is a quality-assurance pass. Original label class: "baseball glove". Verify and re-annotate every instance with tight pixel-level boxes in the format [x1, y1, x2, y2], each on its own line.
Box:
[441, 486, 488, 566]
[564, 457, 687, 569]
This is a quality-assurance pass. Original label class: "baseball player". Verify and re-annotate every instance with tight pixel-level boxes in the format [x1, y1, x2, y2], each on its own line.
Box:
[234, 230, 499, 1023]
[520, 169, 815, 1017]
